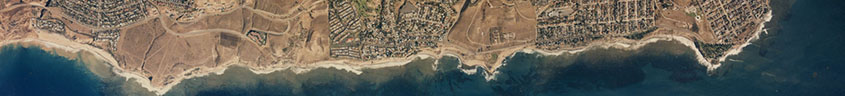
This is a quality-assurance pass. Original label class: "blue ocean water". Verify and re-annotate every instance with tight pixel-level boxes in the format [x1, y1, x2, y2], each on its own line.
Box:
[160, 0, 845, 95]
[1, 0, 843, 95]
[0, 46, 103, 95]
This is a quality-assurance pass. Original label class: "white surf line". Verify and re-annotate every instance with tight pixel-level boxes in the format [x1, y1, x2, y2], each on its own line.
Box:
[714, 10, 774, 69]
[9, 34, 708, 95]
[495, 10, 775, 79]
[1, 9, 773, 96]
[0, 39, 162, 95]
[0, 35, 726, 95]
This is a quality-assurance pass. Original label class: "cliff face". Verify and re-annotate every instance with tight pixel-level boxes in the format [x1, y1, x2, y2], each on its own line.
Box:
[1, 0, 771, 94]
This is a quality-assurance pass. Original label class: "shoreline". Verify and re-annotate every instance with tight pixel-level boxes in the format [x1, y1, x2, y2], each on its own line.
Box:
[0, 10, 773, 96]
[0, 36, 684, 95]
[518, 10, 773, 73]
[717, 10, 774, 67]
[518, 34, 715, 72]
[0, 38, 441, 95]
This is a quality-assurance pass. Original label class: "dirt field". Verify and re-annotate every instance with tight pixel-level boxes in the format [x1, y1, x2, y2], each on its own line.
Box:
[510, 1, 538, 43]
[249, 0, 300, 15]
[448, 1, 482, 50]
[447, 0, 537, 53]
[0, 0, 773, 94]
[116, 18, 166, 72]
[250, 13, 290, 34]
[167, 8, 251, 34]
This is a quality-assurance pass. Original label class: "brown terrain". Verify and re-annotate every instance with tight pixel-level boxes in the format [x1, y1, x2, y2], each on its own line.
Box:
[0, 0, 770, 95]
[444, 0, 538, 69]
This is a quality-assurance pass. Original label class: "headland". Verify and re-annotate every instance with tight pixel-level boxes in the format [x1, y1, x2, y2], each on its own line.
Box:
[0, 0, 772, 95]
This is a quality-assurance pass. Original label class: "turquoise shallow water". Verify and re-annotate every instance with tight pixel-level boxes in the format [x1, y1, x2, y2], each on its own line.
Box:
[1, 0, 844, 95]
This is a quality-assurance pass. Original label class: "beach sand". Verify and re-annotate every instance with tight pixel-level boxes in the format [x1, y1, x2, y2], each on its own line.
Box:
[0, 8, 774, 95]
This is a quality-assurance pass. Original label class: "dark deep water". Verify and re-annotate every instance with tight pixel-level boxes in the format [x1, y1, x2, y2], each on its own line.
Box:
[2, 0, 845, 95]
[163, 0, 845, 95]
[0, 46, 103, 95]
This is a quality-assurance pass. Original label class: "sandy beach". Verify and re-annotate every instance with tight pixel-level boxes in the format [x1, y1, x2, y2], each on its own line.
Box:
[0, 3, 774, 94]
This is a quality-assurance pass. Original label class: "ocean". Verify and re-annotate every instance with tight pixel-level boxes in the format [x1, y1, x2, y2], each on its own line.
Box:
[1, 0, 844, 95]
[0, 45, 103, 95]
